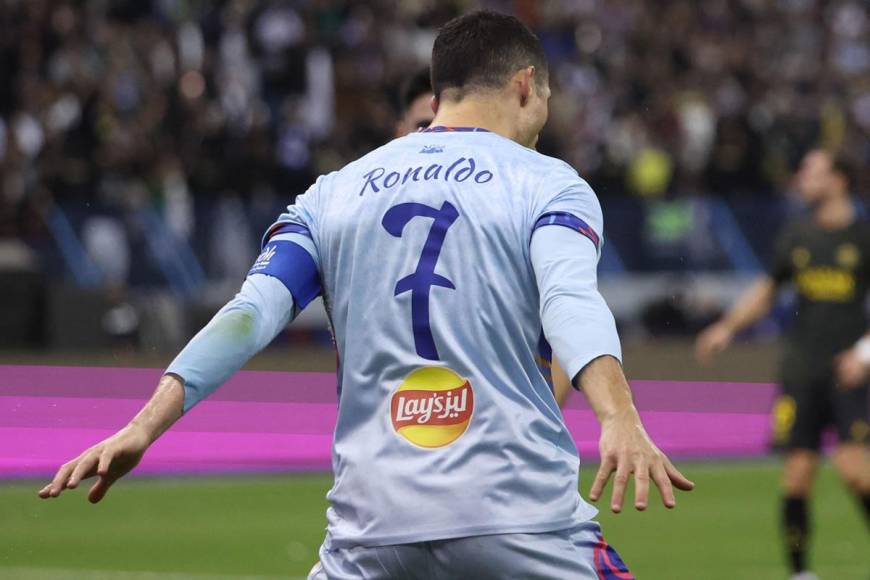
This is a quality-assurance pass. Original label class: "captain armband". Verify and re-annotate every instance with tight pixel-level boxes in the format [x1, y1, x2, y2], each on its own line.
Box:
[248, 226, 321, 309]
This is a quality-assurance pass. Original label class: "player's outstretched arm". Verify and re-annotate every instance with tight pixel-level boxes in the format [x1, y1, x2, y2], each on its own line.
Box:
[695, 276, 777, 364]
[578, 356, 694, 512]
[38, 273, 298, 503]
[530, 177, 694, 509]
[530, 213, 692, 511]
[38, 374, 184, 503]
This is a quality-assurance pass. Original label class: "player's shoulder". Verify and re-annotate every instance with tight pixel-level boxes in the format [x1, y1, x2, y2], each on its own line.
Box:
[496, 142, 589, 188]
[315, 136, 431, 194]
[317, 140, 399, 185]
[525, 151, 598, 207]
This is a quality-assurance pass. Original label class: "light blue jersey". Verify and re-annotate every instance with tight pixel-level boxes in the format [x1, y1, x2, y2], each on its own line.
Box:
[168, 127, 621, 548]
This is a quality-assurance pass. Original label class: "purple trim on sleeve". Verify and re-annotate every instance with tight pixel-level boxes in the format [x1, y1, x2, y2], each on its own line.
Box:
[265, 222, 312, 245]
[533, 212, 600, 250]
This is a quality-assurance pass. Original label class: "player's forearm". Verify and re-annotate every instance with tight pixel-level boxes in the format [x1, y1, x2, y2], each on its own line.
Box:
[575, 355, 639, 424]
[719, 277, 776, 334]
[127, 373, 185, 444]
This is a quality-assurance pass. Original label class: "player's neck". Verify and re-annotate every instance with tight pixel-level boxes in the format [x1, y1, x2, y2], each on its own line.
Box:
[813, 194, 854, 230]
[431, 98, 524, 145]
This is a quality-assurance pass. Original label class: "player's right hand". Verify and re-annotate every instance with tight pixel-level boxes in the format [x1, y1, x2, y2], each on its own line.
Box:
[38, 423, 151, 503]
[590, 411, 695, 513]
[694, 321, 734, 364]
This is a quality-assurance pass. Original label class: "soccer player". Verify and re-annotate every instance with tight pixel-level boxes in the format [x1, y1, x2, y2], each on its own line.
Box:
[394, 67, 435, 137]
[696, 149, 870, 580]
[40, 11, 693, 578]
[394, 65, 579, 410]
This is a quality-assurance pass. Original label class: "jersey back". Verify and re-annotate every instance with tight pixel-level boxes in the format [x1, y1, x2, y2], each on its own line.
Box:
[270, 129, 602, 547]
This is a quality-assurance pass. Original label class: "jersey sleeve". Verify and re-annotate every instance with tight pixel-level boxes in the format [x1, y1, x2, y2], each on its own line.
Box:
[262, 176, 323, 258]
[165, 273, 296, 413]
[256, 177, 325, 308]
[531, 162, 603, 256]
[768, 225, 794, 285]
[165, 177, 328, 413]
[531, 201, 621, 384]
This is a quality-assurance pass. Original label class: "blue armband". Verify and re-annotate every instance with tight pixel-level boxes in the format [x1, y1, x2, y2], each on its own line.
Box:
[248, 239, 321, 309]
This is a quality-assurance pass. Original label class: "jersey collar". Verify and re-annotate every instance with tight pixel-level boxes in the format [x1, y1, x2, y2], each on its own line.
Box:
[419, 126, 491, 133]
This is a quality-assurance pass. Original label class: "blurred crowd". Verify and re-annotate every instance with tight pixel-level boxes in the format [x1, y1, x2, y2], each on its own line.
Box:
[0, 0, 868, 247]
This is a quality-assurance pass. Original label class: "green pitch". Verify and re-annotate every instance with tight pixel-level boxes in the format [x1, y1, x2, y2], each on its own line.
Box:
[2, 460, 867, 579]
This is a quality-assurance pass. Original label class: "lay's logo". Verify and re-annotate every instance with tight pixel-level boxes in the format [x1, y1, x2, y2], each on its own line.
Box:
[390, 367, 474, 448]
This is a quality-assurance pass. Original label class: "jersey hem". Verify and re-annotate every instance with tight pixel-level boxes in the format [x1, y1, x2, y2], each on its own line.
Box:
[324, 509, 598, 549]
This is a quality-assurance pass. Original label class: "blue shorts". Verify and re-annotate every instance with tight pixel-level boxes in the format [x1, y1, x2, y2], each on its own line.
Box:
[308, 521, 633, 579]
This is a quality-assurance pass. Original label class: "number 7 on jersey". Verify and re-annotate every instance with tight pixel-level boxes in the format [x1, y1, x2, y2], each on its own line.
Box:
[382, 201, 460, 361]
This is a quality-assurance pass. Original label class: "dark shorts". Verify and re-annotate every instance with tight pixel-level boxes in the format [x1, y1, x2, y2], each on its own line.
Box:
[772, 375, 870, 451]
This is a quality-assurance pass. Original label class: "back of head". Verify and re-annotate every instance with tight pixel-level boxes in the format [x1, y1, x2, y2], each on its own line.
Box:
[431, 10, 547, 100]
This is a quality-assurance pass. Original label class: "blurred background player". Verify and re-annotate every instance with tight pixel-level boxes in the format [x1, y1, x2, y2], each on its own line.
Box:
[394, 68, 435, 137]
[696, 149, 870, 580]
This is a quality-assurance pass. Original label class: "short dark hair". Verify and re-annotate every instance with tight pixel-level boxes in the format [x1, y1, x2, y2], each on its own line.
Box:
[431, 10, 547, 98]
[400, 68, 432, 113]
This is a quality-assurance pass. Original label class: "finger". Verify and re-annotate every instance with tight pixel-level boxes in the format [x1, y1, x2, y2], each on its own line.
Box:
[96, 450, 113, 477]
[589, 457, 615, 502]
[651, 462, 676, 508]
[664, 457, 695, 491]
[67, 453, 99, 489]
[88, 475, 114, 504]
[633, 460, 650, 511]
[47, 462, 76, 497]
[610, 461, 631, 513]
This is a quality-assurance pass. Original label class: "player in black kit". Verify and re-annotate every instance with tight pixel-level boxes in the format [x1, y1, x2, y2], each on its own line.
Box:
[696, 149, 870, 580]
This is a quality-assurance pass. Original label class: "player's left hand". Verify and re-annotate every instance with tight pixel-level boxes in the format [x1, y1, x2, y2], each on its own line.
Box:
[590, 411, 695, 513]
[835, 348, 868, 390]
[37, 423, 151, 503]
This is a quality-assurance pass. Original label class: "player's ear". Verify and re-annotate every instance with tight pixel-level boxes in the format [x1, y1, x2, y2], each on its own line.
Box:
[515, 66, 534, 108]
[431, 95, 439, 114]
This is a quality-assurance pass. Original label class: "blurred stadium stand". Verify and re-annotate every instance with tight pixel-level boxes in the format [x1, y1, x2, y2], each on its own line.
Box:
[0, 0, 867, 353]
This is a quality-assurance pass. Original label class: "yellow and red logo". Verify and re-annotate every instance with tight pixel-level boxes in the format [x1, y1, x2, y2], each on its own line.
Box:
[390, 367, 474, 448]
